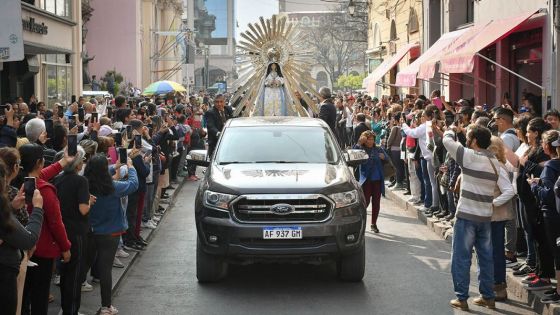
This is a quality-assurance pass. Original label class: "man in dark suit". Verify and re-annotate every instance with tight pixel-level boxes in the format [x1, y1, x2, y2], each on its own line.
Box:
[318, 87, 337, 133]
[204, 94, 233, 159]
[352, 113, 370, 146]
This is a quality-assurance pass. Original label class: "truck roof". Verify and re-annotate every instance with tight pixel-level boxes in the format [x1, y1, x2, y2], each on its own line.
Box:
[227, 117, 329, 128]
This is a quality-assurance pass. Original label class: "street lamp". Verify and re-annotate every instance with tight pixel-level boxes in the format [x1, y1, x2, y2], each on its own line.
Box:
[348, 0, 356, 17]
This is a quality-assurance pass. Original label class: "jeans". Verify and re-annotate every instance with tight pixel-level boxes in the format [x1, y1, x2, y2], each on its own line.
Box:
[451, 218, 495, 301]
[124, 192, 140, 244]
[446, 190, 456, 214]
[407, 158, 421, 200]
[426, 159, 440, 209]
[420, 159, 432, 208]
[518, 202, 536, 266]
[86, 234, 119, 308]
[346, 127, 353, 147]
[60, 233, 87, 315]
[143, 183, 156, 222]
[22, 256, 54, 315]
[491, 221, 507, 285]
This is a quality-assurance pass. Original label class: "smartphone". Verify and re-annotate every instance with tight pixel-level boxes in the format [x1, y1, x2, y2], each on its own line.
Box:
[67, 134, 78, 156]
[24, 177, 36, 204]
[119, 147, 127, 164]
[134, 135, 142, 149]
[0, 105, 7, 115]
[45, 119, 54, 140]
[71, 95, 76, 104]
[78, 107, 85, 122]
[91, 112, 98, 123]
[114, 132, 122, 147]
[58, 105, 64, 118]
[107, 106, 113, 119]
[126, 125, 132, 138]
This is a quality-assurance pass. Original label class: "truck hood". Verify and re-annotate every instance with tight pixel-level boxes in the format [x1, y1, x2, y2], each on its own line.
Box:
[208, 163, 355, 194]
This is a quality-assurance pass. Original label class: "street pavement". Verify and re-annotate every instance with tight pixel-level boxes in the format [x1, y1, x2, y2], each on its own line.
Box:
[51, 180, 537, 315]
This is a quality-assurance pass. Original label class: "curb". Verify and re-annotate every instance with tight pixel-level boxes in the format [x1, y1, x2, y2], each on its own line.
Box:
[110, 174, 188, 293]
[385, 188, 560, 315]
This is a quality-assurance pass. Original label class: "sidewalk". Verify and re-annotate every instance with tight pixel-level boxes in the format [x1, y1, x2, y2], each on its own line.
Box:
[47, 173, 190, 315]
[385, 187, 560, 315]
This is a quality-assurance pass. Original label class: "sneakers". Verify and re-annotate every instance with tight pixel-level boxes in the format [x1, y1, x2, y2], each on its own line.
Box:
[141, 220, 157, 229]
[99, 305, 119, 315]
[513, 264, 535, 276]
[81, 281, 93, 292]
[545, 288, 558, 296]
[473, 296, 496, 309]
[407, 197, 420, 203]
[541, 292, 560, 304]
[449, 299, 469, 311]
[113, 257, 125, 268]
[521, 273, 537, 284]
[115, 248, 129, 258]
[505, 258, 519, 268]
[525, 277, 552, 291]
[123, 243, 144, 252]
[54, 274, 60, 286]
[370, 224, 379, 233]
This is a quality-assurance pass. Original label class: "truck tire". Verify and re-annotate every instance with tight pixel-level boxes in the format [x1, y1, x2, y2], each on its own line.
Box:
[337, 241, 365, 282]
[196, 237, 228, 282]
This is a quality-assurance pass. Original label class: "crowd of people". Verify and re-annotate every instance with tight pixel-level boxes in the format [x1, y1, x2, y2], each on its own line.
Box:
[323, 90, 560, 310]
[1, 86, 560, 314]
[0, 93, 210, 315]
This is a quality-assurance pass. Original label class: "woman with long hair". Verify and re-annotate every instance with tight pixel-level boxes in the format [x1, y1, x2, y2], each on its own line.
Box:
[20, 143, 72, 315]
[355, 130, 388, 233]
[84, 154, 138, 315]
[515, 118, 555, 288]
[529, 130, 560, 303]
[0, 159, 44, 315]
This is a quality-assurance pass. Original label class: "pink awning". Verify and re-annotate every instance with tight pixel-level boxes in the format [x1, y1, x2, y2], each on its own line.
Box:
[418, 10, 537, 79]
[396, 29, 469, 87]
[364, 42, 419, 92]
[440, 10, 537, 73]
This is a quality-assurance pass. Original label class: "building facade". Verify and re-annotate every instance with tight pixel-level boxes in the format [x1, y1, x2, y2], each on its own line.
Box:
[365, 0, 423, 97]
[0, 0, 83, 106]
[86, 0, 183, 92]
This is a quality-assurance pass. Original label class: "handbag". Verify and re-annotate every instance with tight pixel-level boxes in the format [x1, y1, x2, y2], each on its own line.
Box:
[380, 148, 396, 178]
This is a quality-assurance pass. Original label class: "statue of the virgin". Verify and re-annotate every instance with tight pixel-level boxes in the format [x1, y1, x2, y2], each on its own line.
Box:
[255, 62, 293, 116]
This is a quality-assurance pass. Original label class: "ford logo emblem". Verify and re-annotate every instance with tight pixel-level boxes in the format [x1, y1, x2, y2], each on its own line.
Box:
[270, 203, 295, 215]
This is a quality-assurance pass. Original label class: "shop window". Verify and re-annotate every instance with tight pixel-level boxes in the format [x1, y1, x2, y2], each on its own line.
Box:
[39, 0, 72, 19]
[44, 54, 72, 107]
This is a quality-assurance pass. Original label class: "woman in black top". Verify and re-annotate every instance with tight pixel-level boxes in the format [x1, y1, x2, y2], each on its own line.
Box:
[0, 159, 44, 315]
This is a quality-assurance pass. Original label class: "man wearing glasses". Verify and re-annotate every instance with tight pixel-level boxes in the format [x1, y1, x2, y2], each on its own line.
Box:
[493, 107, 520, 152]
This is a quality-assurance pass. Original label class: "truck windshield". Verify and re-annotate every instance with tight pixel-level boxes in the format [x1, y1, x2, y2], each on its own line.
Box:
[216, 126, 339, 164]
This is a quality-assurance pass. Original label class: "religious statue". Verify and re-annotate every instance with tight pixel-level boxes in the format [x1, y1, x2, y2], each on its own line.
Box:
[82, 50, 95, 85]
[230, 15, 321, 117]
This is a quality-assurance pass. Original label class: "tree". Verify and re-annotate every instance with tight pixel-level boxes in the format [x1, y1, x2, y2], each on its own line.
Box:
[304, 5, 368, 88]
[337, 73, 366, 90]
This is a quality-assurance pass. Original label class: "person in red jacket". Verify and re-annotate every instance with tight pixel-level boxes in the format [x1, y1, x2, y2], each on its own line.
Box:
[19, 143, 72, 315]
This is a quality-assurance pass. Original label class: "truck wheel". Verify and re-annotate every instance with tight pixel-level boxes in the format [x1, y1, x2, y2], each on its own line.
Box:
[196, 237, 228, 282]
[337, 241, 365, 282]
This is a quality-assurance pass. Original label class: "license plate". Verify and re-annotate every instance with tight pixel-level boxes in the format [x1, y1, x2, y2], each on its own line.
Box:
[263, 226, 302, 239]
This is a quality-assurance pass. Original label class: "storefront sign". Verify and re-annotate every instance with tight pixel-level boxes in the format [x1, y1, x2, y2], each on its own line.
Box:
[0, 0, 24, 61]
[22, 17, 48, 35]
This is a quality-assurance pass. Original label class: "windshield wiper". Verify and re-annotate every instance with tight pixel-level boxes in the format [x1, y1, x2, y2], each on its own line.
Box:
[218, 161, 248, 165]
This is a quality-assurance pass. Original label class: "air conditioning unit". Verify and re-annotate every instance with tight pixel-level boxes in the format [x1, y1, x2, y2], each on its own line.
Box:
[389, 42, 397, 54]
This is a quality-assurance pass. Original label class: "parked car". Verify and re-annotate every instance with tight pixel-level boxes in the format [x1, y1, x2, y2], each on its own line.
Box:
[191, 117, 369, 282]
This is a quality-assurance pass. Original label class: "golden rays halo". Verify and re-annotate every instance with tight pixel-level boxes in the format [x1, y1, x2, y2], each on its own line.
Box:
[232, 14, 319, 117]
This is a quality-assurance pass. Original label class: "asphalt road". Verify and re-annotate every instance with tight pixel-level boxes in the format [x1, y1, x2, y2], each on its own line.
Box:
[73, 181, 536, 315]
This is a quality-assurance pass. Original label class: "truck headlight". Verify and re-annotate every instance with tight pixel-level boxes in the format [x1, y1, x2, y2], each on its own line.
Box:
[329, 190, 358, 209]
[203, 191, 237, 211]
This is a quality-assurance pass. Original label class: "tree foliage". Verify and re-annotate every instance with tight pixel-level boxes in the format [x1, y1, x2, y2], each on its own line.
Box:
[337, 73, 366, 89]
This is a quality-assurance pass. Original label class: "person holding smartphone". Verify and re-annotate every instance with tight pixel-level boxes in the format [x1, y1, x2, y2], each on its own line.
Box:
[18, 144, 71, 315]
[84, 154, 138, 315]
[0, 159, 44, 315]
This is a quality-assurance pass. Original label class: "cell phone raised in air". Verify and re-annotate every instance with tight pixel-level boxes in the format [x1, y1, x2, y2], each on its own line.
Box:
[114, 132, 122, 147]
[58, 105, 64, 118]
[67, 134, 78, 156]
[126, 125, 132, 138]
[119, 147, 127, 164]
[91, 112, 98, 123]
[24, 177, 36, 204]
[0, 104, 7, 115]
[134, 135, 142, 149]
[78, 107, 85, 122]
[45, 119, 54, 140]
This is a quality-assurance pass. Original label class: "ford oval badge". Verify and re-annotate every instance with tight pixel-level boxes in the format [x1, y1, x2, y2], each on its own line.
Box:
[270, 203, 295, 215]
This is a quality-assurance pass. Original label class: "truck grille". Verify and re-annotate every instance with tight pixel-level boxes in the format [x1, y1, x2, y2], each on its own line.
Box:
[232, 194, 333, 223]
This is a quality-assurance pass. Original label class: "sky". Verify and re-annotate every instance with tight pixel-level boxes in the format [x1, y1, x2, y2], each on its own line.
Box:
[235, 0, 279, 39]
[205, 0, 229, 38]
